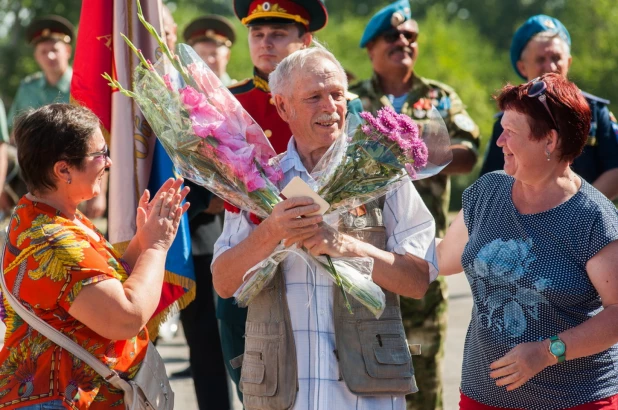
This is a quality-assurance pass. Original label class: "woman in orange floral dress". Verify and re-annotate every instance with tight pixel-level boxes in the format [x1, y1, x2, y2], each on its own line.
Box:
[0, 104, 190, 409]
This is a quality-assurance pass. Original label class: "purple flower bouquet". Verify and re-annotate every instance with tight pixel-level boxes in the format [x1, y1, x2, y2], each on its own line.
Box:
[312, 106, 452, 212]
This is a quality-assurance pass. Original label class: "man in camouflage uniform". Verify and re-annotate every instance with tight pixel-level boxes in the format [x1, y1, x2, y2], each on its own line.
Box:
[350, 1, 480, 408]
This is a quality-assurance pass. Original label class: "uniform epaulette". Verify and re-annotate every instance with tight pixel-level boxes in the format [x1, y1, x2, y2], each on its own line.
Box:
[581, 91, 610, 105]
[345, 91, 359, 101]
[228, 78, 254, 95]
[22, 72, 43, 84]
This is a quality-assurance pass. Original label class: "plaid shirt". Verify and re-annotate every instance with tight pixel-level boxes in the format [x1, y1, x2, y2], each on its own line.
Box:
[214, 137, 437, 410]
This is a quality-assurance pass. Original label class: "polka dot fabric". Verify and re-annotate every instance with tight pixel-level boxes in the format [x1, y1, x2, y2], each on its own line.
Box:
[459, 171, 618, 409]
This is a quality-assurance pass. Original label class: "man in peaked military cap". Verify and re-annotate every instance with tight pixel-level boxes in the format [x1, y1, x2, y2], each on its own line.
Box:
[479, 15, 618, 200]
[215, 0, 362, 402]
[350, 1, 481, 409]
[8, 16, 74, 128]
[8, 16, 106, 218]
[183, 15, 237, 87]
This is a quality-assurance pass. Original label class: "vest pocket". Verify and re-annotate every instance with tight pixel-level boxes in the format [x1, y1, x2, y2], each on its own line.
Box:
[240, 322, 281, 397]
[358, 320, 413, 379]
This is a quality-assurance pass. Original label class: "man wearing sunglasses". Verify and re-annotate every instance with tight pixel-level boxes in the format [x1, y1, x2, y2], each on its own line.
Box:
[479, 14, 618, 200]
[350, 1, 480, 409]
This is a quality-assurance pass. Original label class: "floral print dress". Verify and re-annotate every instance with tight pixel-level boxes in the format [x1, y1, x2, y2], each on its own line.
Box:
[0, 197, 148, 409]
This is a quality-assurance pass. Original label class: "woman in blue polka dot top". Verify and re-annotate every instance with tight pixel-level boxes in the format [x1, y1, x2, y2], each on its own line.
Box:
[438, 73, 618, 410]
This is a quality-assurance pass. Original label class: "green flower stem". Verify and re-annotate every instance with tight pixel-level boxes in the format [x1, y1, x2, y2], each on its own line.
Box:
[325, 254, 353, 314]
[101, 73, 138, 98]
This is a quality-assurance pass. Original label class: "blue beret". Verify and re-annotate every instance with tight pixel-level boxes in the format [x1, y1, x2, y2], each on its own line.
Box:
[510, 14, 571, 79]
[360, 0, 412, 48]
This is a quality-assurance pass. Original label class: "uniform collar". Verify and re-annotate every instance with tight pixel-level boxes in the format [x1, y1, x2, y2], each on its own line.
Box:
[253, 67, 270, 92]
[50, 66, 72, 92]
[369, 70, 427, 99]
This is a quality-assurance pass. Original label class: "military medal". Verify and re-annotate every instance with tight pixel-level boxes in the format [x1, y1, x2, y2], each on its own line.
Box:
[354, 217, 367, 228]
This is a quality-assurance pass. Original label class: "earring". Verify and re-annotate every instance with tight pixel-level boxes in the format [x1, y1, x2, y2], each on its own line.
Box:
[545, 150, 551, 162]
[67, 178, 72, 184]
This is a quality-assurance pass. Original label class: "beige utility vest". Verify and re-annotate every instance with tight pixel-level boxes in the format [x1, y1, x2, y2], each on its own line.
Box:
[237, 198, 419, 410]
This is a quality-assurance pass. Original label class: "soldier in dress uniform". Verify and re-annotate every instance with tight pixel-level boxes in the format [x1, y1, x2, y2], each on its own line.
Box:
[229, 0, 362, 154]
[479, 15, 618, 200]
[183, 15, 237, 87]
[217, 0, 363, 402]
[350, 1, 481, 409]
[8, 16, 74, 128]
[8, 16, 106, 218]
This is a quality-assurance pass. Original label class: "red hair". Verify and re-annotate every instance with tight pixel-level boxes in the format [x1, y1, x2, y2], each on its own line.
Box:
[496, 73, 591, 163]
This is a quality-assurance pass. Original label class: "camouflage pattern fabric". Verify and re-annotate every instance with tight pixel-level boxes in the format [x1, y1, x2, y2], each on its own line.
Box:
[350, 72, 480, 410]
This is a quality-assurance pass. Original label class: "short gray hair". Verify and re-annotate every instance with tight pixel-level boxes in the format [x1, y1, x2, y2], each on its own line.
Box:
[269, 42, 348, 97]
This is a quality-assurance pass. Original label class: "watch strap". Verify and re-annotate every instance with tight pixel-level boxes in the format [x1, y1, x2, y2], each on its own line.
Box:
[549, 335, 566, 363]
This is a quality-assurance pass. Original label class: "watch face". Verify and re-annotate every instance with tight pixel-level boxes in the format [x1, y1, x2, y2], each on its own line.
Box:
[550, 340, 566, 356]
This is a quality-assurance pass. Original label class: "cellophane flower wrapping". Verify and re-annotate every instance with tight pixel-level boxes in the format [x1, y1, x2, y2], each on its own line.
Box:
[131, 44, 283, 220]
[311, 106, 452, 212]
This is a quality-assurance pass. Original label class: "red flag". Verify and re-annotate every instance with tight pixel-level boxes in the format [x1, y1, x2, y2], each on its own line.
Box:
[70, 0, 113, 138]
[71, 0, 196, 338]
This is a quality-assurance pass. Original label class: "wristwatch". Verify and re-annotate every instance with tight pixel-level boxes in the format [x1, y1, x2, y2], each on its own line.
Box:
[548, 335, 566, 363]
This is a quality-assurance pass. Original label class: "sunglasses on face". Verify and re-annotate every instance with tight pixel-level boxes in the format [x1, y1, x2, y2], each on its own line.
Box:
[526, 78, 560, 131]
[382, 28, 418, 44]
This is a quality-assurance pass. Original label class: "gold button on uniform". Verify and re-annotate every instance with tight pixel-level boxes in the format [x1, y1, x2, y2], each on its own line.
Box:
[264, 129, 272, 138]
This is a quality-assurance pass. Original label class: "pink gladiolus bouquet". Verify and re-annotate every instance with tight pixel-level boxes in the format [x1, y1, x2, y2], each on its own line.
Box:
[103, 5, 282, 219]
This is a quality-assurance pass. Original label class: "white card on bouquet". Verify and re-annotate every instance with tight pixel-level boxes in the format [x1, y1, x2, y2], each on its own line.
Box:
[280, 176, 330, 216]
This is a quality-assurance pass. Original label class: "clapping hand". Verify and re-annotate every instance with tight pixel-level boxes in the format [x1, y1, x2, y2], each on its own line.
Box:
[136, 178, 190, 251]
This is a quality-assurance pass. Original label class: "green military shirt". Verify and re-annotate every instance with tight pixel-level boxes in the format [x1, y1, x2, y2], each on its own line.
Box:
[0, 100, 8, 144]
[350, 72, 480, 235]
[7, 67, 72, 128]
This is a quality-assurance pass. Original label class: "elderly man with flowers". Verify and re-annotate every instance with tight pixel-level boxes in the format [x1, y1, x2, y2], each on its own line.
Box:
[212, 47, 437, 410]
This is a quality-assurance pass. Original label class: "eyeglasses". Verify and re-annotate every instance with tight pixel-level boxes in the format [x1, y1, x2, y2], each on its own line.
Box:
[65, 145, 110, 160]
[382, 28, 418, 44]
[526, 78, 560, 131]
[86, 145, 110, 159]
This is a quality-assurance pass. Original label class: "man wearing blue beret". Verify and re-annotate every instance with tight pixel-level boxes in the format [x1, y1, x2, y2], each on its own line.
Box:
[350, 1, 480, 409]
[479, 14, 618, 200]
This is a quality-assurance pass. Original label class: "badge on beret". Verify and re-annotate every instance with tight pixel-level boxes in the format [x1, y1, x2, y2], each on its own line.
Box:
[453, 113, 476, 133]
[543, 19, 556, 29]
[391, 11, 405, 27]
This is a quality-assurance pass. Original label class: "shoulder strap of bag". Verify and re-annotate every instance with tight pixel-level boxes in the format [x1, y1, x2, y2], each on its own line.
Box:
[0, 228, 132, 392]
